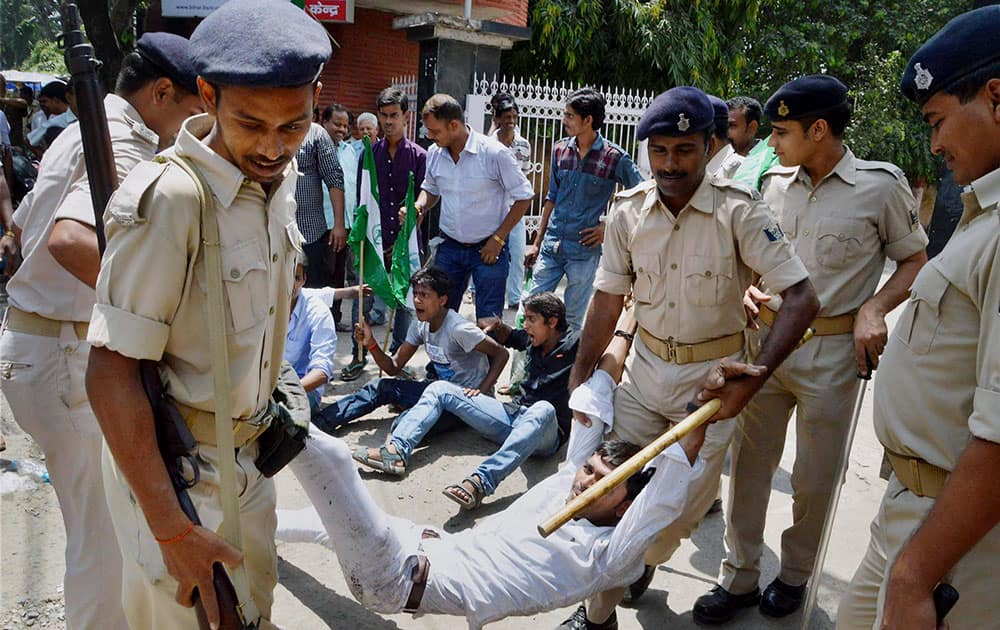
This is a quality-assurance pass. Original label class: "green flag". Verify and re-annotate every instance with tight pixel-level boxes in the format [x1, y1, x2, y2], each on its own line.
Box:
[389, 172, 422, 309]
[731, 135, 780, 191]
[348, 136, 395, 306]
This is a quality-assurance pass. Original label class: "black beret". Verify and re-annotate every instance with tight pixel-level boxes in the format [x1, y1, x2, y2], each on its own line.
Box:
[708, 94, 729, 124]
[638, 86, 714, 141]
[900, 6, 1000, 105]
[135, 32, 198, 95]
[764, 75, 848, 121]
[190, 0, 332, 88]
[39, 80, 68, 101]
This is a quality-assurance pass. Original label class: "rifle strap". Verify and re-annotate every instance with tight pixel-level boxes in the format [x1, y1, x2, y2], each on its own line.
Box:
[165, 155, 260, 626]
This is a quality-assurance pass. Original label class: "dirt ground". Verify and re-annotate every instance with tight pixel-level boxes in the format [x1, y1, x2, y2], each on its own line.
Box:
[0, 285, 896, 630]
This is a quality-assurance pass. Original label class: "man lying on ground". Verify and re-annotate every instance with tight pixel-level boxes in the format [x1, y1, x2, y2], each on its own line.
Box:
[311, 266, 508, 437]
[277, 342, 761, 628]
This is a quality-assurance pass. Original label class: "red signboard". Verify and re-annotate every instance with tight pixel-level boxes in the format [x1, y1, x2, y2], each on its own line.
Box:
[303, 0, 354, 23]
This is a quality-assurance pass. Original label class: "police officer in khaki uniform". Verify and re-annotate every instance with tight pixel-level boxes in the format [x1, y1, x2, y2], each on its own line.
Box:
[84, 3, 328, 627]
[838, 7, 1000, 628]
[564, 86, 819, 630]
[0, 33, 201, 630]
[694, 75, 929, 625]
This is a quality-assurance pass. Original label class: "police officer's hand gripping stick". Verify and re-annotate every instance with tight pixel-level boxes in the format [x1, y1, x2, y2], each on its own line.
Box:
[538, 398, 721, 537]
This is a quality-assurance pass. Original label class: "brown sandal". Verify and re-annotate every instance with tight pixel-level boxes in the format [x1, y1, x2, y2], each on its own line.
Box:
[442, 475, 486, 510]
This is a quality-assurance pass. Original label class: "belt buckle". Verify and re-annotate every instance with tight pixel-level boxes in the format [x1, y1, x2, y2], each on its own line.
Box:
[663, 336, 677, 362]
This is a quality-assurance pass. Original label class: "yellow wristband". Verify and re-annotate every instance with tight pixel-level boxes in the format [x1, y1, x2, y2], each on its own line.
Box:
[492, 234, 505, 247]
[3, 230, 13, 238]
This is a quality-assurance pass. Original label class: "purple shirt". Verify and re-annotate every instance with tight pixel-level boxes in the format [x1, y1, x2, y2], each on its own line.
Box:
[358, 136, 427, 251]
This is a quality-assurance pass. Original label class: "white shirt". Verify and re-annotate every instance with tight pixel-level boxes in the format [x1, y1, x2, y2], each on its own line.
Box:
[422, 126, 534, 243]
[0, 110, 10, 146]
[8, 94, 159, 322]
[421, 373, 701, 628]
[707, 143, 743, 179]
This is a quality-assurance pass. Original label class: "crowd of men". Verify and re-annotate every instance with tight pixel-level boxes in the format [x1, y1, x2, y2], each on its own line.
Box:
[1, 2, 998, 630]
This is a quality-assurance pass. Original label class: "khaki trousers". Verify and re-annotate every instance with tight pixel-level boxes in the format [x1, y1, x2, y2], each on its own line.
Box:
[102, 439, 278, 629]
[837, 475, 1000, 629]
[0, 328, 129, 630]
[587, 336, 738, 622]
[720, 327, 859, 594]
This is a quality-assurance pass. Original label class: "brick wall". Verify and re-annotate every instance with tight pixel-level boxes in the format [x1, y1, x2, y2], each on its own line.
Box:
[477, 0, 528, 26]
[316, 7, 420, 119]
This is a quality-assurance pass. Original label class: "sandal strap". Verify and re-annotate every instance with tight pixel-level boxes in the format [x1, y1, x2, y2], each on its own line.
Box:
[463, 475, 486, 496]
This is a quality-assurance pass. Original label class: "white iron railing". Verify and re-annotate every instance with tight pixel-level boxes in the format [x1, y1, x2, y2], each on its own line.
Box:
[390, 73, 418, 141]
[466, 74, 655, 231]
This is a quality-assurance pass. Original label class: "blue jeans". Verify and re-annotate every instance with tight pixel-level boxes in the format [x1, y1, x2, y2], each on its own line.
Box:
[506, 219, 527, 308]
[528, 244, 601, 331]
[389, 381, 560, 495]
[435, 235, 508, 319]
[312, 378, 428, 434]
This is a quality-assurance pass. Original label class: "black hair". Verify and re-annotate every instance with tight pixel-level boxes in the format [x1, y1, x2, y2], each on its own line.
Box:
[491, 92, 518, 116]
[795, 100, 852, 138]
[726, 96, 762, 124]
[115, 51, 194, 97]
[19, 85, 34, 101]
[944, 61, 1000, 105]
[322, 103, 351, 122]
[712, 120, 729, 141]
[378, 86, 409, 113]
[594, 440, 652, 500]
[421, 93, 464, 123]
[410, 266, 453, 301]
[522, 292, 568, 331]
[566, 87, 605, 130]
[39, 81, 68, 103]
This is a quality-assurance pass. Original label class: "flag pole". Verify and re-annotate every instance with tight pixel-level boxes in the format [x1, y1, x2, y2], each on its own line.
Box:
[357, 243, 364, 362]
[379, 308, 396, 376]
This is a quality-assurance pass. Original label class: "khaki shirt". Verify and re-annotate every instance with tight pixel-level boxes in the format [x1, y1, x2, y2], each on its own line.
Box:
[760, 148, 928, 316]
[88, 114, 303, 419]
[874, 166, 1000, 472]
[707, 143, 743, 180]
[594, 176, 808, 344]
[8, 94, 160, 322]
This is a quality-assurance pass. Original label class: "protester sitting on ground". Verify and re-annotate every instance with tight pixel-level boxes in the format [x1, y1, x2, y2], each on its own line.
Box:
[353, 292, 572, 507]
[276, 335, 755, 629]
[284, 252, 370, 411]
[311, 266, 508, 435]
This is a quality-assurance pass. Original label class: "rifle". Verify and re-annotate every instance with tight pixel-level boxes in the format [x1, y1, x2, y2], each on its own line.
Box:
[60, 5, 246, 628]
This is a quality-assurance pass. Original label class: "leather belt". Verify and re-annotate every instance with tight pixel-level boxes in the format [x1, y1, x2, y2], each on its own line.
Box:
[403, 555, 430, 613]
[885, 448, 949, 498]
[5, 306, 89, 340]
[175, 401, 272, 450]
[637, 327, 743, 365]
[758, 304, 855, 336]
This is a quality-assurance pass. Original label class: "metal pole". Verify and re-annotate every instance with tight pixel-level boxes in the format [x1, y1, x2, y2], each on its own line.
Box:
[464, 0, 472, 19]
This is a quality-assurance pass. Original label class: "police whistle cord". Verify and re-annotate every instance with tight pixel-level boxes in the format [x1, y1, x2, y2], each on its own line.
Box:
[537, 398, 721, 538]
[60, 6, 248, 627]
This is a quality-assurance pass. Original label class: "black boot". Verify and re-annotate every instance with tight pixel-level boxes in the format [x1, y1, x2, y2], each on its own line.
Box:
[621, 564, 656, 604]
[556, 605, 619, 630]
[759, 578, 806, 617]
[692, 585, 761, 625]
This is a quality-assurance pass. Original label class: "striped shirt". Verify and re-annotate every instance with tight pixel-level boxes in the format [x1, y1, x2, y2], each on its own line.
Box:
[294, 123, 344, 244]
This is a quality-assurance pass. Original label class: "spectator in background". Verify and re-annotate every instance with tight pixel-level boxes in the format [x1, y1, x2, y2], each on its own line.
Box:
[341, 87, 427, 381]
[523, 87, 644, 331]
[321, 103, 359, 332]
[353, 111, 379, 155]
[489, 93, 533, 309]
[726, 95, 762, 156]
[706, 95, 744, 178]
[293, 121, 346, 292]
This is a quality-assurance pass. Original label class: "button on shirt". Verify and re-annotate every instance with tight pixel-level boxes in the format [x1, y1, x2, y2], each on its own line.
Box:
[760, 149, 928, 316]
[422, 127, 534, 243]
[595, 177, 808, 343]
[874, 166, 1000, 472]
[284, 288, 337, 408]
[364, 136, 426, 251]
[422, 416, 701, 629]
[8, 94, 160, 322]
[89, 114, 302, 419]
[294, 123, 343, 245]
[544, 133, 644, 259]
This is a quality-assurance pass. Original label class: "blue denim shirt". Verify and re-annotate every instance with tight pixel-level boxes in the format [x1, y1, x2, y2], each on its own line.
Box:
[284, 289, 338, 408]
[543, 133, 644, 259]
